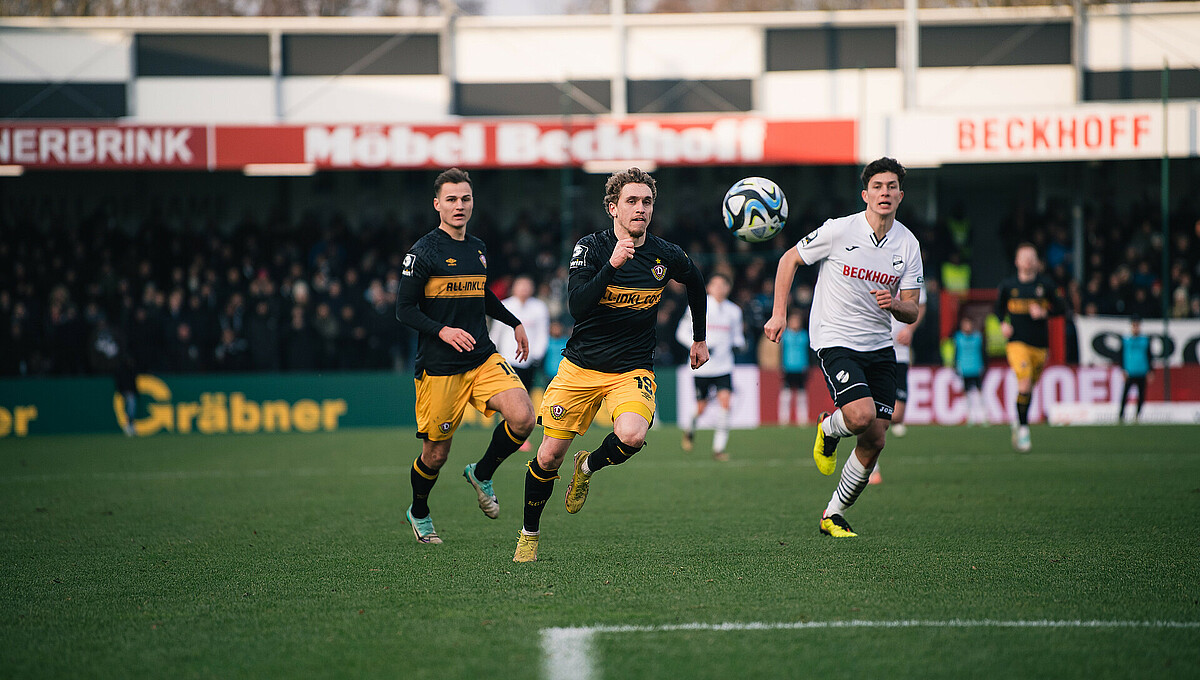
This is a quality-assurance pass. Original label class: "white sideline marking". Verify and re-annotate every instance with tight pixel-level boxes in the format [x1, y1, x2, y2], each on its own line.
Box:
[540, 620, 1200, 680]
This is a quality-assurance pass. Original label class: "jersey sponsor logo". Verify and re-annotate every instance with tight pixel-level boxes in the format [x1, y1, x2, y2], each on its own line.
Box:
[549, 404, 565, 420]
[600, 285, 665, 310]
[845, 245, 860, 251]
[801, 229, 819, 246]
[424, 275, 487, 298]
[651, 261, 667, 281]
[570, 244, 588, 270]
[402, 253, 416, 277]
[892, 255, 904, 272]
[1006, 298, 1046, 315]
[841, 265, 901, 287]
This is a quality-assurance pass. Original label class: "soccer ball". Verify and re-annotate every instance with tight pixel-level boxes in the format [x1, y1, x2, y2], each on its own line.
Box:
[722, 177, 788, 243]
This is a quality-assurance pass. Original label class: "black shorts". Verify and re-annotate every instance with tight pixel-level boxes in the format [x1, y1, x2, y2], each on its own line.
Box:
[962, 375, 982, 391]
[816, 346, 897, 420]
[783, 371, 807, 390]
[894, 362, 910, 402]
[694, 374, 733, 402]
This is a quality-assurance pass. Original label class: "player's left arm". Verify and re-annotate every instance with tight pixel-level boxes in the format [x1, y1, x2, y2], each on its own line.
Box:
[485, 289, 529, 362]
[672, 252, 709, 369]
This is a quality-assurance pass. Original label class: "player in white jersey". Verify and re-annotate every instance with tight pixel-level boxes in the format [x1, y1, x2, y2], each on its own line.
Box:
[870, 285, 926, 484]
[490, 275, 551, 390]
[764, 157, 924, 538]
[676, 273, 746, 461]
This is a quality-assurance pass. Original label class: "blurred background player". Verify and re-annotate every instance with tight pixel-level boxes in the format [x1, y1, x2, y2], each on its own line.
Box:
[490, 274, 550, 451]
[514, 167, 708, 562]
[396, 168, 536, 545]
[1118, 315, 1152, 424]
[676, 272, 746, 461]
[543, 320, 569, 384]
[779, 310, 810, 426]
[490, 274, 550, 391]
[954, 315, 986, 426]
[870, 285, 925, 484]
[765, 157, 923, 539]
[995, 243, 1064, 452]
[114, 354, 138, 436]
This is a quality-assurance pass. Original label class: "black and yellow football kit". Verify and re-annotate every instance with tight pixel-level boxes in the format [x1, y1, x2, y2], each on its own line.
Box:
[995, 273, 1063, 383]
[397, 227, 524, 441]
[538, 228, 706, 438]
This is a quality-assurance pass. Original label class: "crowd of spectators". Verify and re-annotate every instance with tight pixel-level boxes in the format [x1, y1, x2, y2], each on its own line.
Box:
[2, 194, 1196, 379]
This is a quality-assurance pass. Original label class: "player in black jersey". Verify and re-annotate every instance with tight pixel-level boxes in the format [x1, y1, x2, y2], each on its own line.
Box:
[396, 168, 536, 544]
[513, 167, 709, 562]
[995, 242, 1064, 453]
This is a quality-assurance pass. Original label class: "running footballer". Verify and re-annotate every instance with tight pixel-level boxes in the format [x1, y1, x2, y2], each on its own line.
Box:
[513, 167, 709, 562]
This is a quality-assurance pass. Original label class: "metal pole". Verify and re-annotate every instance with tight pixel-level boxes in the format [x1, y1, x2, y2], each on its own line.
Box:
[611, 0, 627, 118]
[903, 0, 918, 110]
[1160, 60, 1171, 400]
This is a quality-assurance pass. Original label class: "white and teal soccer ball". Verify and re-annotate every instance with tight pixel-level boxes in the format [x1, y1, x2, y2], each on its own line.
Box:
[722, 177, 788, 243]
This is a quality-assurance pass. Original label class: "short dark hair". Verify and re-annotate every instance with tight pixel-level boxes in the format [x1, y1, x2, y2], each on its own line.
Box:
[861, 157, 906, 190]
[603, 167, 657, 214]
[434, 167, 472, 197]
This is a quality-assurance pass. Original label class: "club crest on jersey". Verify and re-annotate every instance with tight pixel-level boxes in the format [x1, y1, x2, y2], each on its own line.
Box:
[439, 421, 452, 433]
[570, 244, 588, 269]
[550, 404, 565, 420]
[837, 370, 849, 384]
[478, 252, 487, 268]
[892, 255, 904, 272]
[801, 229, 819, 246]
[402, 253, 416, 277]
[652, 263, 667, 281]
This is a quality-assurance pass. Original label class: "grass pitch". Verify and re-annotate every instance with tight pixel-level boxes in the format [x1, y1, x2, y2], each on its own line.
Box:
[1, 424, 1198, 679]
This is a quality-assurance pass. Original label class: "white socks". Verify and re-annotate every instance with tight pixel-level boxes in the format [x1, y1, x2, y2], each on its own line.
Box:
[713, 406, 730, 453]
[822, 409, 855, 438]
[826, 449, 874, 516]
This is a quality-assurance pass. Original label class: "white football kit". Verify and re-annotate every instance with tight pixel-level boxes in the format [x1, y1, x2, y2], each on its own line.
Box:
[676, 295, 746, 378]
[795, 211, 924, 352]
[891, 285, 928, 364]
[489, 294, 550, 369]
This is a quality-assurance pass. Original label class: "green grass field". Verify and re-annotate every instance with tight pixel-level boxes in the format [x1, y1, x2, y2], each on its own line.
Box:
[2, 424, 1198, 679]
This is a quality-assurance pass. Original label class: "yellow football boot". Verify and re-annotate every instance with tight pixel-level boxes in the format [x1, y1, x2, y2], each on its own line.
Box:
[564, 450, 592, 514]
[819, 513, 857, 538]
[813, 412, 840, 476]
[513, 531, 539, 562]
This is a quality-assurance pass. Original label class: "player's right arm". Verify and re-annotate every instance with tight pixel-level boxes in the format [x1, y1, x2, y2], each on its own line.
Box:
[396, 246, 475, 352]
[765, 224, 830, 343]
[566, 235, 620, 321]
[994, 281, 1013, 340]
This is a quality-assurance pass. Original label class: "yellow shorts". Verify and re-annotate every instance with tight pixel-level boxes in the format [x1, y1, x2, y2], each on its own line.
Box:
[538, 358, 656, 439]
[414, 353, 525, 441]
[1006, 341, 1048, 384]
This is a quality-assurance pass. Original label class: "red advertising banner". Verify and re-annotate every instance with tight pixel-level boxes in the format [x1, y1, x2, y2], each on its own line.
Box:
[0, 117, 855, 170]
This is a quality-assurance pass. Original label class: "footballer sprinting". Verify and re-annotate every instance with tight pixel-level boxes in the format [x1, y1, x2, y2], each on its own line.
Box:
[514, 167, 710, 562]
[764, 157, 925, 538]
[395, 168, 537, 544]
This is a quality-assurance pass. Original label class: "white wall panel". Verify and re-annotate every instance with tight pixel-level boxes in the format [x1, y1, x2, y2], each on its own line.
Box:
[625, 25, 762, 79]
[134, 78, 275, 122]
[1086, 14, 1200, 70]
[762, 69, 902, 119]
[0, 30, 129, 82]
[281, 76, 449, 122]
[916, 66, 1076, 110]
[455, 27, 614, 83]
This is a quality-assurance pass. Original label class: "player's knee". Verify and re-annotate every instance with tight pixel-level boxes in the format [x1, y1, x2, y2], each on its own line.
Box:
[422, 448, 449, 470]
[617, 430, 646, 449]
[843, 408, 874, 433]
[510, 409, 535, 438]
